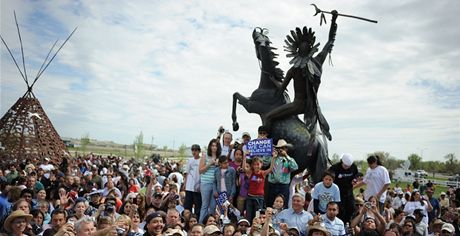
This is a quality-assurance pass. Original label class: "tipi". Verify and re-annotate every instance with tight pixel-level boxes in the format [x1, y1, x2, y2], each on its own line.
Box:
[0, 12, 76, 162]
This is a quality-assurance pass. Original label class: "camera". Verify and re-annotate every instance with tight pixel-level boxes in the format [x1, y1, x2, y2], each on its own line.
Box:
[365, 202, 372, 209]
[104, 200, 116, 214]
[116, 227, 126, 236]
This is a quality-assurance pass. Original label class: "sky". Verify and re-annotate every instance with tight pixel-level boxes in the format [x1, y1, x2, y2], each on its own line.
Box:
[1, 0, 459, 162]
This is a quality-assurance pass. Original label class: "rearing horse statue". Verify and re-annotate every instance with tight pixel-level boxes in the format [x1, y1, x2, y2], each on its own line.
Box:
[231, 12, 338, 183]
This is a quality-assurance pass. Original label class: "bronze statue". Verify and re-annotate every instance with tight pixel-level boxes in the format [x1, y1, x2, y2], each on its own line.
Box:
[231, 11, 339, 183]
[230, 4, 377, 183]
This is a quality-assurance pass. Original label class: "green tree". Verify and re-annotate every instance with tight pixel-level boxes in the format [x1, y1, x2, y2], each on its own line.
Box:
[386, 157, 404, 171]
[330, 153, 340, 164]
[444, 153, 458, 174]
[408, 153, 422, 170]
[423, 161, 443, 177]
[133, 131, 144, 159]
[178, 143, 187, 162]
[80, 133, 90, 154]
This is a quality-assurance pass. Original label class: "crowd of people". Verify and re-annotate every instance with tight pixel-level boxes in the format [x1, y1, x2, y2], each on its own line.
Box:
[0, 126, 459, 236]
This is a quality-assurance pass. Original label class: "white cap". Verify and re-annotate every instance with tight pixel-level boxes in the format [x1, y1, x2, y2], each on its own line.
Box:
[441, 223, 455, 233]
[341, 153, 353, 166]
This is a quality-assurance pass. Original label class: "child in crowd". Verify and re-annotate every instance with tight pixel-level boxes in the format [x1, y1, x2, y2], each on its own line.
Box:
[214, 155, 237, 202]
[312, 171, 341, 215]
[242, 151, 275, 223]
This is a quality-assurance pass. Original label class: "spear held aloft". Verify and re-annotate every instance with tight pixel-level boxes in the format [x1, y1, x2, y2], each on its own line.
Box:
[311, 4, 378, 24]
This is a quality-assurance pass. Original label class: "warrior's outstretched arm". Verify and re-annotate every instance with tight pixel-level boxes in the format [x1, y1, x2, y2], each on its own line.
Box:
[315, 10, 338, 65]
[278, 68, 294, 93]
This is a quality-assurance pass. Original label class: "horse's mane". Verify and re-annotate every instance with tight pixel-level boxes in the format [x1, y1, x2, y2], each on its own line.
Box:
[266, 43, 285, 82]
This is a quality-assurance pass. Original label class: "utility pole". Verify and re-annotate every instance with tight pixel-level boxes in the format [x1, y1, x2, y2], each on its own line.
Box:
[172, 139, 175, 159]
[151, 136, 154, 150]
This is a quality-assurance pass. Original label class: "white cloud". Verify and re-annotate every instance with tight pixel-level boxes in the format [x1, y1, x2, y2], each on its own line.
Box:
[1, 0, 459, 162]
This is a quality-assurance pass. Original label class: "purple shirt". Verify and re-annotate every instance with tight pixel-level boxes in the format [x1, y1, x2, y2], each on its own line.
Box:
[238, 173, 249, 197]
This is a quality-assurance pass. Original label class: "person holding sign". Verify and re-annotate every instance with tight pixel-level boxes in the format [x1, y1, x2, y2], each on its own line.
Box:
[267, 139, 299, 208]
[242, 149, 275, 223]
[213, 155, 237, 203]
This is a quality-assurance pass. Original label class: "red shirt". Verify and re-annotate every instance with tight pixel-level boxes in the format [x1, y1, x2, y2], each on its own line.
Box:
[248, 172, 265, 196]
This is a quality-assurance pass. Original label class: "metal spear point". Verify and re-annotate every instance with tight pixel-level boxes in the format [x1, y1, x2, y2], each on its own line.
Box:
[311, 4, 378, 24]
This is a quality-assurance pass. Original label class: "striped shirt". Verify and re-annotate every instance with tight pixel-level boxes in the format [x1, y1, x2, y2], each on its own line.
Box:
[321, 214, 346, 236]
[200, 156, 217, 184]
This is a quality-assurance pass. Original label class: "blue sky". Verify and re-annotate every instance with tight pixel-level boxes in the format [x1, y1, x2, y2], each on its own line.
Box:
[1, 0, 459, 162]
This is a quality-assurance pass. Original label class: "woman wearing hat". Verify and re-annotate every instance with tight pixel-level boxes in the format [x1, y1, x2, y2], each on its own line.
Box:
[144, 212, 165, 236]
[3, 210, 33, 236]
[307, 222, 331, 236]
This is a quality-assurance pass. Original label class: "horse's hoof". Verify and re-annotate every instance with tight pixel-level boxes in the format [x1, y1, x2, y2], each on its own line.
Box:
[233, 122, 239, 131]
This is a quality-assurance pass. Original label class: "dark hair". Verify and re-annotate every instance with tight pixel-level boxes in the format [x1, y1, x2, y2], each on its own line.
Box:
[305, 192, 312, 202]
[223, 224, 236, 231]
[367, 155, 382, 166]
[203, 214, 215, 224]
[218, 155, 228, 164]
[258, 126, 268, 133]
[207, 139, 222, 157]
[233, 149, 243, 156]
[403, 219, 416, 233]
[387, 223, 401, 232]
[393, 209, 404, 218]
[326, 201, 338, 208]
[51, 208, 67, 219]
[20, 188, 34, 198]
[274, 194, 285, 203]
[409, 191, 425, 206]
[322, 170, 335, 180]
[31, 209, 45, 219]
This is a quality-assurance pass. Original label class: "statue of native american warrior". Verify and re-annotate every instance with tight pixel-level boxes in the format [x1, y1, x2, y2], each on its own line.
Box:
[262, 10, 338, 141]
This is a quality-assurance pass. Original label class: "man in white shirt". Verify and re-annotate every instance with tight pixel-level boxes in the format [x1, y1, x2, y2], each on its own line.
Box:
[39, 157, 55, 179]
[184, 144, 202, 219]
[392, 189, 406, 210]
[308, 202, 346, 236]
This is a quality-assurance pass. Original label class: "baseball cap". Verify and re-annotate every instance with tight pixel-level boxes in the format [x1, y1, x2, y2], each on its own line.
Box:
[164, 228, 184, 236]
[237, 218, 250, 226]
[242, 132, 251, 138]
[441, 223, 455, 233]
[203, 225, 221, 235]
[341, 153, 353, 166]
[191, 144, 201, 151]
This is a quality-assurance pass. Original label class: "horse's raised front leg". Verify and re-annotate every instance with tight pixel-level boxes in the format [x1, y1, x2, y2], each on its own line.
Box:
[232, 92, 250, 131]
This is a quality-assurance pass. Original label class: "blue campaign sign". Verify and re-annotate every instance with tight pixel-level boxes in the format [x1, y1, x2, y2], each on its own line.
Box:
[216, 192, 228, 206]
[247, 138, 273, 157]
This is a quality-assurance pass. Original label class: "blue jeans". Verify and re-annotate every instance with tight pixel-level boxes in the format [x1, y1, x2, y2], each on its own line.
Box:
[199, 182, 216, 223]
[246, 195, 264, 223]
